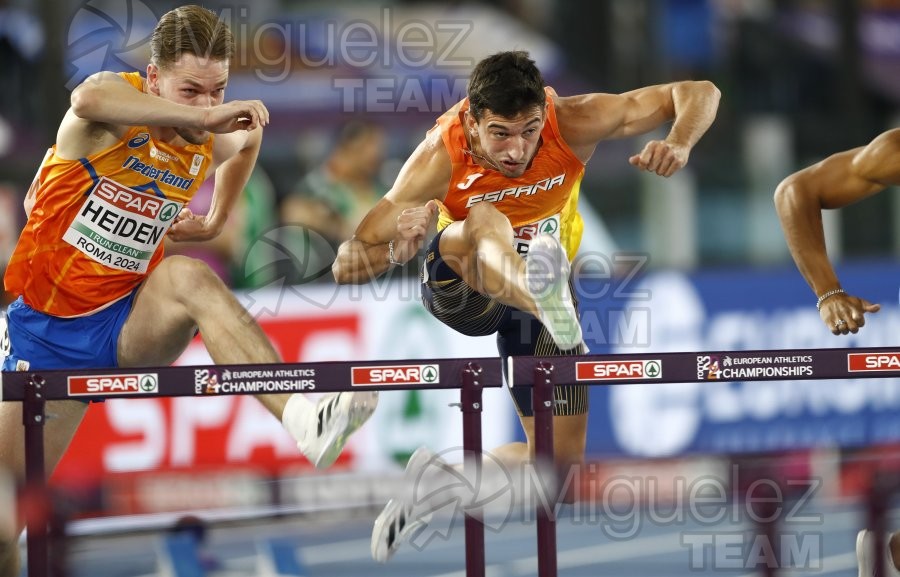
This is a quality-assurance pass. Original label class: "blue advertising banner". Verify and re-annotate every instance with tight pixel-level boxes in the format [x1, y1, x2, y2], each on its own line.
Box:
[537, 260, 900, 458]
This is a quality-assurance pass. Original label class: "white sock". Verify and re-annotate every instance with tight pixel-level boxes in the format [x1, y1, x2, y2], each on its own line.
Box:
[281, 393, 315, 443]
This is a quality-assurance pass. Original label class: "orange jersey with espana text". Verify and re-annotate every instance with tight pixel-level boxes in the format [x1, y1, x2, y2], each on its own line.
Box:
[4, 72, 213, 317]
[433, 88, 585, 260]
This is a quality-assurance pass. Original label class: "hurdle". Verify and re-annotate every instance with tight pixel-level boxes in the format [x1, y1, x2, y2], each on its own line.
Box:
[6, 346, 900, 577]
[2, 358, 505, 577]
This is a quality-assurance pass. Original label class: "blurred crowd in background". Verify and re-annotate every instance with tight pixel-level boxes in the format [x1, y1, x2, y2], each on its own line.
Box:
[3, 0, 900, 302]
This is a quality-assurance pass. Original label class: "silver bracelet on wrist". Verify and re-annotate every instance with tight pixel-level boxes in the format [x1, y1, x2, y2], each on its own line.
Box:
[816, 288, 845, 311]
[388, 239, 403, 266]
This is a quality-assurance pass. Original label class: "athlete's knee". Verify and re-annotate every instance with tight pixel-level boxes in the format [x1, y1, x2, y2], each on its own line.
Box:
[163, 256, 227, 299]
[463, 203, 513, 245]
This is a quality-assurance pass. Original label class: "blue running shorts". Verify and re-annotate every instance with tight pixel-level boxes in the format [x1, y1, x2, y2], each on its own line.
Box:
[2, 290, 138, 372]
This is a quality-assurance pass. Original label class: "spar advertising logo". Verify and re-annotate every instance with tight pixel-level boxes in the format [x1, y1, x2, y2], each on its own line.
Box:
[68, 373, 159, 396]
[848, 352, 900, 372]
[61, 177, 183, 274]
[351, 364, 440, 386]
[575, 360, 662, 382]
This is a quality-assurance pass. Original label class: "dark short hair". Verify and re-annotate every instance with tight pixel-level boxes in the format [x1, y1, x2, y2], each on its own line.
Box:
[467, 51, 546, 120]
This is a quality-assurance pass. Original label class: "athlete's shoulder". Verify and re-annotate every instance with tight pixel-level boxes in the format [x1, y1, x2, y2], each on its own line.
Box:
[386, 128, 451, 204]
[418, 126, 452, 167]
[76, 70, 138, 91]
[549, 90, 614, 121]
[433, 98, 468, 133]
[116, 71, 144, 90]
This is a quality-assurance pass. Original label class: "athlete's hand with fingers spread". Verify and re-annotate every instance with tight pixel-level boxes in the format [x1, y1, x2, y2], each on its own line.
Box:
[392, 200, 439, 264]
[819, 292, 880, 336]
[629, 140, 690, 177]
[202, 100, 269, 133]
[167, 207, 216, 242]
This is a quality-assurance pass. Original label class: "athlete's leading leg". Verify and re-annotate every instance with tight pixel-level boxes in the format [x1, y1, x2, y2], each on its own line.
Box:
[439, 203, 582, 349]
[438, 202, 535, 314]
[117, 255, 376, 468]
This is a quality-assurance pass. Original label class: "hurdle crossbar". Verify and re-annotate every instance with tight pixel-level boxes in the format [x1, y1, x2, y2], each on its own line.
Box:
[509, 346, 900, 385]
[6, 345, 900, 577]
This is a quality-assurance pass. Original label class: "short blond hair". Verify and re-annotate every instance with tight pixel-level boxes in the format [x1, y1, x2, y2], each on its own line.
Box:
[150, 5, 234, 68]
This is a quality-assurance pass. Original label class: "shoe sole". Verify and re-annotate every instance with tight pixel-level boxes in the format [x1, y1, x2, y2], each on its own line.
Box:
[312, 391, 378, 468]
[525, 235, 582, 350]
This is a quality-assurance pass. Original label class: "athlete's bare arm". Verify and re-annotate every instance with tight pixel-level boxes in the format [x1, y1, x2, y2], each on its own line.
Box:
[774, 130, 900, 333]
[555, 80, 720, 176]
[167, 128, 262, 242]
[58, 72, 268, 159]
[333, 130, 451, 284]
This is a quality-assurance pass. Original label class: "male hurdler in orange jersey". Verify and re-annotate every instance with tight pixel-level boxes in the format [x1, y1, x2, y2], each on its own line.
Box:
[332, 51, 720, 562]
[0, 7, 377, 575]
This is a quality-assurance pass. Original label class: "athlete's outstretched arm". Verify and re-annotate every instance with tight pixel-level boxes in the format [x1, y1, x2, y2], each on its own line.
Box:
[332, 131, 450, 284]
[557, 80, 720, 175]
[168, 128, 262, 242]
[69, 72, 268, 134]
[774, 130, 900, 333]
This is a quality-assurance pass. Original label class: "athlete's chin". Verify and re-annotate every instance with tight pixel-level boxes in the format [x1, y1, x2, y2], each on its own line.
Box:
[176, 128, 210, 145]
[501, 164, 526, 178]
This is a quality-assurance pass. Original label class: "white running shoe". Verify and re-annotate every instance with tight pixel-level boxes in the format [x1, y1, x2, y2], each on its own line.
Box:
[525, 234, 583, 350]
[859, 529, 876, 577]
[294, 391, 378, 469]
[371, 446, 449, 563]
[857, 529, 900, 577]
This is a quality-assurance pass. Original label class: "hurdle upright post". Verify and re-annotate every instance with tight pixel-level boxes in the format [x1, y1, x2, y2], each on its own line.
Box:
[23, 374, 48, 577]
[532, 362, 558, 577]
[460, 362, 486, 577]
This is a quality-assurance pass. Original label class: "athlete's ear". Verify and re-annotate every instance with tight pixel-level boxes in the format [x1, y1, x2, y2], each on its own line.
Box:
[464, 110, 478, 137]
[146, 63, 160, 95]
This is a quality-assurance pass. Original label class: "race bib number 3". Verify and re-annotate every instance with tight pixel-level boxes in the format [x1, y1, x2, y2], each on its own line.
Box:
[63, 177, 182, 273]
[512, 214, 561, 256]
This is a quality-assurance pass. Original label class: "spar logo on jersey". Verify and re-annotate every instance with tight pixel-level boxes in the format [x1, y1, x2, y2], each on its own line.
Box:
[351, 364, 439, 386]
[68, 373, 159, 396]
[576, 360, 662, 381]
[848, 352, 900, 372]
[127, 132, 150, 148]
